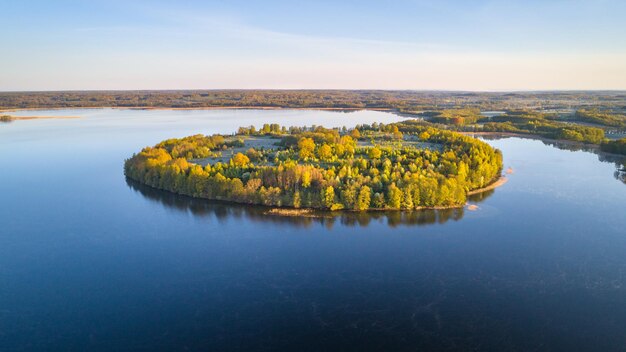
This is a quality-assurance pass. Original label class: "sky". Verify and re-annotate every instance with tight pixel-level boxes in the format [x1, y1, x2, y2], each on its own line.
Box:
[1, 0, 626, 91]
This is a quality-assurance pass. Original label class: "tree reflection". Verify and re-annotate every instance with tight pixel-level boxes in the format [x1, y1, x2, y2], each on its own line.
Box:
[480, 134, 626, 185]
[126, 178, 495, 229]
[615, 163, 626, 184]
[540, 139, 626, 184]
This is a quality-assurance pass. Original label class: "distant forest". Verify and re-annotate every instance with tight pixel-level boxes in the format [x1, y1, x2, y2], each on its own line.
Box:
[1, 90, 626, 111]
[3, 90, 625, 155]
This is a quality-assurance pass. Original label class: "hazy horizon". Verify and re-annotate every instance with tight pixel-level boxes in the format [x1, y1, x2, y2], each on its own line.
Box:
[2, 0, 626, 91]
[3, 89, 626, 94]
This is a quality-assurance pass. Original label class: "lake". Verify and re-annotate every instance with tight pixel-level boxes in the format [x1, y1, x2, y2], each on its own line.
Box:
[1, 109, 625, 351]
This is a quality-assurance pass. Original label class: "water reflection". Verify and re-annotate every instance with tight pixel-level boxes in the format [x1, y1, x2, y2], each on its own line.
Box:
[541, 139, 626, 184]
[616, 166, 626, 184]
[480, 134, 626, 184]
[126, 178, 494, 228]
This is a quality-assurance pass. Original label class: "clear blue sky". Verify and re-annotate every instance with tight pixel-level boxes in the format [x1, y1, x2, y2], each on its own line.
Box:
[2, 0, 625, 91]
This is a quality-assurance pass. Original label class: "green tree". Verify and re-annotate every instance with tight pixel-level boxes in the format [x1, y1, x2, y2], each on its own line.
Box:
[402, 186, 414, 209]
[293, 191, 301, 208]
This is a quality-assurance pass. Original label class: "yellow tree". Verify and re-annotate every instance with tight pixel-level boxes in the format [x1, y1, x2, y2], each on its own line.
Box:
[387, 184, 402, 209]
[301, 170, 312, 188]
[356, 186, 371, 211]
[298, 137, 315, 160]
[340, 135, 356, 157]
[231, 153, 250, 167]
[318, 144, 333, 161]
[323, 186, 335, 209]
[368, 147, 382, 159]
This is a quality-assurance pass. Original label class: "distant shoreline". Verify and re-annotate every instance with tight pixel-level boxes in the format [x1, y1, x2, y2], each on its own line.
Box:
[3, 115, 81, 120]
[0, 106, 396, 113]
[460, 131, 626, 158]
[0, 106, 397, 124]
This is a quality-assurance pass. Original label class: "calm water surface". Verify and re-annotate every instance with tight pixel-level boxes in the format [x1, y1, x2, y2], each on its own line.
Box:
[1, 109, 625, 351]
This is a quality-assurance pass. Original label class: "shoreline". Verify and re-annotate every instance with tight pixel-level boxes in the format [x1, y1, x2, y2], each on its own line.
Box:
[4, 115, 81, 120]
[460, 131, 626, 158]
[467, 176, 508, 195]
[254, 176, 509, 218]
[127, 172, 508, 219]
[0, 106, 396, 113]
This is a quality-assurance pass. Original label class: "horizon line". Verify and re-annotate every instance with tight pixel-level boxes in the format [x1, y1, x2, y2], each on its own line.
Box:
[2, 89, 626, 94]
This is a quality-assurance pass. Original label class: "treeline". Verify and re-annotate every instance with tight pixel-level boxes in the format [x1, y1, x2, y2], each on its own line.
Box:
[575, 109, 626, 128]
[481, 120, 605, 144]
[422, 108, 482, 126]
[126, 177, 473, 227]
[124, 123, 502, 211]
[421, 108, 616, 145]
[601, 138, 626, 155]
[0, 115, 14, 122]
[490, 110, 557, 123]
[2, 90, 625, 111]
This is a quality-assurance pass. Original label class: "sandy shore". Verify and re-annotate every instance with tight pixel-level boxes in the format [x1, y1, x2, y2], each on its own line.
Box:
[467, 176, 508, 195]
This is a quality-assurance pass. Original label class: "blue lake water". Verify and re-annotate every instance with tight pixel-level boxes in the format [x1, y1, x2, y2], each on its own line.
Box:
[1, 109, 625, 351]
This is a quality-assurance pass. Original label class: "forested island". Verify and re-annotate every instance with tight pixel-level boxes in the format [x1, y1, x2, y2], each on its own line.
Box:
[124, 121, 503, 211]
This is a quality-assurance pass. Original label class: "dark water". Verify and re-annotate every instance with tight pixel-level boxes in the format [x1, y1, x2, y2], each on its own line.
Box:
[1, 109, 625, 351]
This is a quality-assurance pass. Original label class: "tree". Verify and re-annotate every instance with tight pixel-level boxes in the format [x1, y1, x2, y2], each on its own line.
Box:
[356, 186, 371, 210]
[387, 184, 402, 209]
[293, 191, 301, 208]
[402, 186, 414, 209]
[231, 153, 250, 167]
[246, 148, 261, 162]
[340, 136, 356, 157]
[318, 144, 333, 161]
[301, 170, 311, 188]
[372, 192, 385, 208]
[368, 147, 382, 159]
[350, 128, 361, 139]
[298, 137, 315, 160]
[323, 186, 335, 209]
[341, 185, 357, 209]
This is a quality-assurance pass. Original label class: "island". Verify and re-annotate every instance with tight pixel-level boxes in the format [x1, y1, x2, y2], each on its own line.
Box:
[124, 120, 503, 211]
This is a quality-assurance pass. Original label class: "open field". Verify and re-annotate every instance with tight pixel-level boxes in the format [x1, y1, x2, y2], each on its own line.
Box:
[191, 136, 282, 166]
